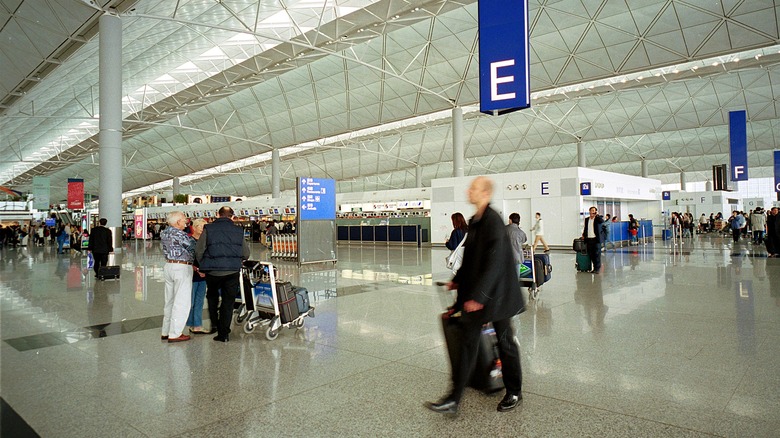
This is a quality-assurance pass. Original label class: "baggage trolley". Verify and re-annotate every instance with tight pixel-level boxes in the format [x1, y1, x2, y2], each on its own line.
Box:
[233, 260, 315, 341]
[519, 245, 539, 300]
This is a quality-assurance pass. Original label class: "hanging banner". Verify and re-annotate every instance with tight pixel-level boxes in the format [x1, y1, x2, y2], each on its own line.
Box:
[729, 110, 748, 182]
[774, 150, 780, 193]
[478, 0, 530, 115]
[32, 176, 50, 210]
[67, 178, 84, 209]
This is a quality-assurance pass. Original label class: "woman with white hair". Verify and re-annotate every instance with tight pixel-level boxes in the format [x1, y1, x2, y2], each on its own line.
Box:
[160, 211, 195, 342]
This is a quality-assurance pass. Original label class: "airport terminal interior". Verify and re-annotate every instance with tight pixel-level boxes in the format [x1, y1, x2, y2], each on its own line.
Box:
[2, 0, 780, 437]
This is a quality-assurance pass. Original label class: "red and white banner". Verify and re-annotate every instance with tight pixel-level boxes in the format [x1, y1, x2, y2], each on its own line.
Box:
[67, 178, 84, 209]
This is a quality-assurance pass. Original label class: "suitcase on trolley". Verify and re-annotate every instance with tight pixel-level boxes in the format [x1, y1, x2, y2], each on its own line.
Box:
[441, 315, 504, 394]
[277, 281, 300, 324]
[293, 286, 311, 314]
[576, 252, 591, 272]
[533, 253, 552, 286]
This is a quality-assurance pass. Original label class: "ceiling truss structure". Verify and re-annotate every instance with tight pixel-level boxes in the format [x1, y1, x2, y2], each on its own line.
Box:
[1, 0, 779, 201]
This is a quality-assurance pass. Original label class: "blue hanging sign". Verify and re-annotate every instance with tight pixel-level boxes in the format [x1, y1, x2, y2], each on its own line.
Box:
[774, 150, 780, 193]
[729, 110, 748, 181]
[478, 0, 530, 115]
[662, 191, 671, 201]
[298, 178, 336, 220]
[580, 182, 591, 196]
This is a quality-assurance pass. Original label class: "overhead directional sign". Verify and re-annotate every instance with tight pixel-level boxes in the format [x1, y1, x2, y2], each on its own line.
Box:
[729, 110, 748, 181]
[478, 0, 530, 115]
[298, 177, 336, 220]
[774, 150, 780, 193]
[580, 182, 591, 196]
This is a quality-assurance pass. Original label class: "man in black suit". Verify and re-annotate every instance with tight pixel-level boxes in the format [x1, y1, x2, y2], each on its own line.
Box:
[87, 218, 113, 276]
[582, 206, 604, 273]
[426, 176, 525, 416]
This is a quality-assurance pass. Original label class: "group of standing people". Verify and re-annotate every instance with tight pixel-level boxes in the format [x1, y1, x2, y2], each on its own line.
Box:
[160, 207, 249, 343]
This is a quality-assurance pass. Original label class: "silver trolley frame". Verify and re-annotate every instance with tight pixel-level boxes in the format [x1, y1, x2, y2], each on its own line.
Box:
[233, 260, 315, 341]
[519, 245, 540, 301]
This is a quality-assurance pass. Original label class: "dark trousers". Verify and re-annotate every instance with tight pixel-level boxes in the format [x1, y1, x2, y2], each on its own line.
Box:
[93, 253, 109, 275]
[585, 238, 601, 271]
[450, 317, 522, 402]
[732, 228, 741, 243]
[206, 273, 239, 336]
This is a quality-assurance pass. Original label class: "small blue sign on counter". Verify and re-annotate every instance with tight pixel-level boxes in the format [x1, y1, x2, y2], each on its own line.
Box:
[662, 191, 671, 201]
[580, 182, 591, 196]
[298, 177, 336, 221]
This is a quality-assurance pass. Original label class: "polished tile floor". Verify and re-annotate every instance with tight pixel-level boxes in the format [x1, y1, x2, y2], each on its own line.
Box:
[1, 235, 779, 437]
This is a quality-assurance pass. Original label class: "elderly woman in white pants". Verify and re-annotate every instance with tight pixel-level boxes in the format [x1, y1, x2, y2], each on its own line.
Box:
[160, 211, 195, 343]
[531, 212, 551, 252]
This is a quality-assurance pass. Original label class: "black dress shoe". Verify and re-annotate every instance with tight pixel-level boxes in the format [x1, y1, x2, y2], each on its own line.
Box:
[213, 335, 229, 342]
[497, 393, 522, 412]
[425, 399, 458, 416]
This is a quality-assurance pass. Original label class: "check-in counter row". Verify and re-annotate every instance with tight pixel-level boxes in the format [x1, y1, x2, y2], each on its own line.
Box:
[337, 225, 429, 246]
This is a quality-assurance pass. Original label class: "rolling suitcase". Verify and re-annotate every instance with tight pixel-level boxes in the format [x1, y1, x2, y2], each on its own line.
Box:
[576, 252, 591, 272]
[97, 265, 120, 280]
[441, 315, 504, 394]
[533, 253, 552, 286]
[276, 281, 300, 324]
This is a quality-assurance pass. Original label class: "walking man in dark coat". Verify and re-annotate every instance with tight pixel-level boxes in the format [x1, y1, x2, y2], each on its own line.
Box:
[426, 176, 525, 416]
[87, 218, 113, 277]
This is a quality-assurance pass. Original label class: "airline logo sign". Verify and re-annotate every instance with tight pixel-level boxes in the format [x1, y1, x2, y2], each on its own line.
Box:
[729, 110, 748, 181]
[478, 0, 530, 115]
[662, 191, 671, 201]
[580, 182, 591, 196]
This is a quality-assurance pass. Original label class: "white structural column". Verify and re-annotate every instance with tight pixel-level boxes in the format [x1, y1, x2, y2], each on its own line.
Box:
[172, 177, 180, 197]
[680, 171, 687, 191]
[98, 13, 123, 249]
[452, 107, 464, 177]
[641, 159, 648, 178]
[272, 148, 281, 198]
[416, 165, 423, 188]
[705, 180, 713, 191]
[577, 140, 586, 168]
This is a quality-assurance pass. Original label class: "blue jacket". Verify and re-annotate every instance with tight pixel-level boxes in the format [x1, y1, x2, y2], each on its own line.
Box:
[197, 218, 245, 272]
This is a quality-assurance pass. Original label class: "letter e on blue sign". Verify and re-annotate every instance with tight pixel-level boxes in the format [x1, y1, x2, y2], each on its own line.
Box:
[478, 0, 530, 115]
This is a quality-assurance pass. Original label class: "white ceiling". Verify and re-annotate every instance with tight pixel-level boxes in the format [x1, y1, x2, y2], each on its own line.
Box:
[1, 0, 779, 201]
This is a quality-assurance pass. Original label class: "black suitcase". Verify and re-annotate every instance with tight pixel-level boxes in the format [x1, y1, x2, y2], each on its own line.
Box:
[533, 253, 552, 286]
[441, 315, 504, 394]
[97, 265, 120, 280]
[276, 281, 300, 324]
[293, 286, 310, 314]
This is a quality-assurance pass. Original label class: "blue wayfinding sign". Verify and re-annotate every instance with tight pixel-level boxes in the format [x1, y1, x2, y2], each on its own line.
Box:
[662, 191, 671, 201]
[774, 150, 780, 193]
[580, 182, 591, 196]
[298, 178, 336, 220]
[729, 110, 748, 181]
[478, 0, 530, 115]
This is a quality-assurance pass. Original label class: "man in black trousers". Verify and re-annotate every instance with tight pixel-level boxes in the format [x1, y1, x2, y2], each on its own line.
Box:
[582, 206, 604, 273]
[87, 218, 113, 277]
[426, 176, 525, 416]
[195, 207, 249, 342]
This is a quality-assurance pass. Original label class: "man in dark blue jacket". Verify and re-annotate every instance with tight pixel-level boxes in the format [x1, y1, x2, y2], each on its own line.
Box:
[196, 207, 250, 342]
[426, 176, 525, 416]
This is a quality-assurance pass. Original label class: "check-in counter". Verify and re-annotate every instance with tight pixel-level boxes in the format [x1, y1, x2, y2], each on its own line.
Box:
[603, 220, 653, 246]
[337, 225, 428, 246]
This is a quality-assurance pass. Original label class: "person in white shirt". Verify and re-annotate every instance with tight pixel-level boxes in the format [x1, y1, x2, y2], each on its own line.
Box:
[530, 212, 550, 252]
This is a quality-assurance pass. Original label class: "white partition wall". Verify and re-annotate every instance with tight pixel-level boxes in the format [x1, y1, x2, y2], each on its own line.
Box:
[431, 167, 662, 247]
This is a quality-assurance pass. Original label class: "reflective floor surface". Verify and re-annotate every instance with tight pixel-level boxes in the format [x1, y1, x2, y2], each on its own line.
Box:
[1, 235, 779, 437]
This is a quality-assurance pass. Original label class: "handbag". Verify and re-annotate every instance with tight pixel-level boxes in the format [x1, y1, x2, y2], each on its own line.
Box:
[445, 233, 467, 273]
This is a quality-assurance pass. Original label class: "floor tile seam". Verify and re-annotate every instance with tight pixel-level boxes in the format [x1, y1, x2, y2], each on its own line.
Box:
[522, 390, 724, 437]
[308, 338, 405, 363]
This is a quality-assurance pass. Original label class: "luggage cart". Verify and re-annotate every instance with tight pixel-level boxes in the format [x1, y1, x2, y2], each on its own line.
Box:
[233, 260, 314, 340]
[519, 246, 539, 300]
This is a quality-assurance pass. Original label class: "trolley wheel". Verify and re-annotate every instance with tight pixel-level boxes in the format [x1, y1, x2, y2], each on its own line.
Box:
[294, 318, 305, 329]
[233, 304, 248, 325]
[243, 321, 256, 334]
[265, 327, 279, 341]
[530, 287, 539, 300]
